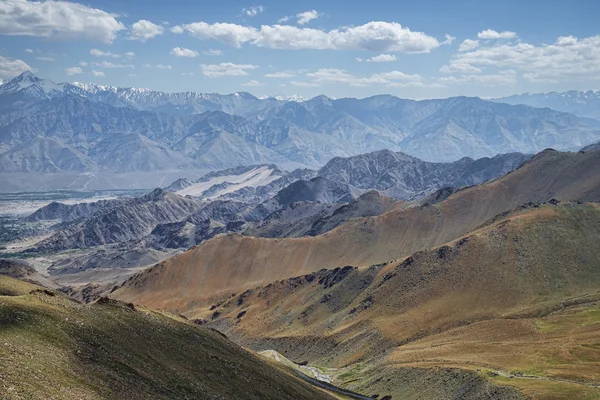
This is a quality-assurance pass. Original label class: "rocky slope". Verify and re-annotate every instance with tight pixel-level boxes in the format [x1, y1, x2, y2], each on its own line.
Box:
[203, 202, 600, 400]
[318, 149, 531, 198]
[29, 189, 202, 252]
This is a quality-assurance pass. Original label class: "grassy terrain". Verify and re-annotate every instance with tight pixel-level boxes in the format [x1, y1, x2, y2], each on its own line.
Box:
[0, 276, 334, 400]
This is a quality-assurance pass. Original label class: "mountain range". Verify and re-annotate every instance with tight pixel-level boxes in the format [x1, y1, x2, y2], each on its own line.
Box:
[1, 72, 600, 193]
[495, 90, 600, 121]
[109, 148, 600, 399]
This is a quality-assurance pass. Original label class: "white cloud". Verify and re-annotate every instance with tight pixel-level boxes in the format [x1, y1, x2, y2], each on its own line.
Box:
[128, 19, 164, 41]
[291, 81, 320, 87]
[203, 49, 223, 56]
[200, 62, 258, 77]
[173, 21, 446, 53]
[128, 73, 137, 77]
[296, 10, 320, 25]
[241, 80, 263, 86]
[36, 56, 55, 62]
[143, 64, 172, 69]
[243, 6, 264, 17]
[305, 68, 423, 87]
[450, 34, 600, 83]
[170, 47, 199, 57]
[477, 29, 518, 40]
[65, 66, 83, 76]
[24, 48, 34, 53]
[366, 54, 397, 62]
[90, 49, 135, 59]
[79, 61, 88, 67]
[171, 25, 184, 34]
[91, 70, 105, 77]
[356, 57, 363, 62]
[0, 56, 33, 79]
[458, 39, 479, 52]
[439, 63, 482, 74]
[265, 71, 296, 78]
[277, 16, 290, 24]
[93, 61, 133, 69]
[0, 0, 125, 43]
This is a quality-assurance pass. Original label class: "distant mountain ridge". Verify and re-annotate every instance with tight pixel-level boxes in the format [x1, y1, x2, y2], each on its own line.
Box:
[2, 72, 600, 188]
[494, 90, 600, 121]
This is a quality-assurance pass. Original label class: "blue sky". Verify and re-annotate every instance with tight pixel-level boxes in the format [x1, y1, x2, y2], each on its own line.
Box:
[1, 0, 600, 99]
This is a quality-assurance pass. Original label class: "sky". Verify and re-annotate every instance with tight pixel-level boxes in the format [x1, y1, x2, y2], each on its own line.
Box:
[1, 0, 600, 99]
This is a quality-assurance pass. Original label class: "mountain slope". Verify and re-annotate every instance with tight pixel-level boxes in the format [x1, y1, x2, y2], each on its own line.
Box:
[113, 150, 600, 312]
[318, 149, 531, 198]
[0, 276, 333, 400]
[202, 202, 600, 400]
[30, 189, 202, 252]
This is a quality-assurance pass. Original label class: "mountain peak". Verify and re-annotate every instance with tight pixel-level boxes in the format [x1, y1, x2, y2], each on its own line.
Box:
[12, 71, 39, 83]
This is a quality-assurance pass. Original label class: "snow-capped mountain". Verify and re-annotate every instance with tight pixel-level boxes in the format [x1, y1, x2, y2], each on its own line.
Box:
[494, 90, 600, 121]
[1, 72, 600, 191]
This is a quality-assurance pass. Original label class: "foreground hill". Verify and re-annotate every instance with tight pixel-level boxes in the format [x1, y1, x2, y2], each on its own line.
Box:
[113, 149, 600, 311]
[202, 202, 600, 400]
[0, 276, 333, 400]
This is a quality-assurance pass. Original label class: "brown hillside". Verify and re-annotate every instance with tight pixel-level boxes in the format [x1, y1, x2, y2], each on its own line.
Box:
[114, 150, 600, 313]
[205, 202, 600, 399]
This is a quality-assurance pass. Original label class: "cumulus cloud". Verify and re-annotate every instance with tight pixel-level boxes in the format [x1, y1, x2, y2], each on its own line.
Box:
[91, 70, 104, 77]
[203, 49, 223, 56]
[366, 54, 397, 62]
[277, 16, 290, 24]
[171, 25, 184, 34]
[296, 10, 319, 25]
[450, 34, 600, 83]
[79, 61, 88, 67]
[93, 61, 133, 68]
[439, 63, 482, 74]
[458, 39, 479, 52]
[477, 29, 518, 40]
[242, 6, 263, 17]
[171, 47, 199, 57]
[241, 80, 263, 86]
[200, 62, 258, 77]
[265, 71, 296, 78]
[24, 48, 34, 53]
[0, 56, 33, 79]
[0, 0, 125, 43]
[65, 66, 83, 75]
[36, 56, 55, 62]
[128, 19, 164, 41]
[90, 48, 133, 58]
[172, 21, 446, 53]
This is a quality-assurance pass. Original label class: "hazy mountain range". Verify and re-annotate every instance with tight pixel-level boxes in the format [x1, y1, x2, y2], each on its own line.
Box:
[495, 90, 600, 121]
[1, 72, 599, 192]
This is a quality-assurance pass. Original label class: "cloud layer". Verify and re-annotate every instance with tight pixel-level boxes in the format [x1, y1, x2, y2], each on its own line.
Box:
[172, 21, 446, 53]
[0, 0, 124, 43]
